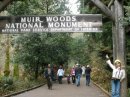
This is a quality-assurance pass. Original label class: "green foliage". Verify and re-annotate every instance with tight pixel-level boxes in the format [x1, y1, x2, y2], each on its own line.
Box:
[124, 5, 130, 26]
[69, 36, 89, 64]
[12, 33, 72, 79]
[128, 88, 130, 97]
[0, 76, 45, 96]
[7, 0, 70, 15]
[90, 51, 111, 92]
[0, 76, 14, 94]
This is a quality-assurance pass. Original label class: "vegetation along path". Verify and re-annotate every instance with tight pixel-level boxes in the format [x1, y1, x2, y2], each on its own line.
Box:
[13, 78, 109, 97]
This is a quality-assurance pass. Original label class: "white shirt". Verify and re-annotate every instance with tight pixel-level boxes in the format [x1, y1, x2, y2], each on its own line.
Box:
[106, 60, 125, 80]
[82, 66, 85, 75]
[57, 69, 64, 76]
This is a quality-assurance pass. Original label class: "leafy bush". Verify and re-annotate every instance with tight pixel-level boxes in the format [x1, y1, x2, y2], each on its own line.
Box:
[89, 51, 111, 93]
[0, 76, 15, 96]
[1, 76, 14, 89]
[0, 75, 46, 96]
[128, 88, 130, 97]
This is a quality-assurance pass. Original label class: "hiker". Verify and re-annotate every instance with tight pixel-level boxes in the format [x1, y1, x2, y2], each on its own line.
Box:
[57, 65, 64, 84]
[44, 64, 53, 90]
[70, 66, 76, 84]
[106, 55, 126, 97]
[75, 64, 82, 86]
[85, 65, 92, 86]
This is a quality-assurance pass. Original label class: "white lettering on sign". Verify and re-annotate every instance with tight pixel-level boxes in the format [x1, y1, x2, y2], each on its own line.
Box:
[0, 14, 102, 33]
[21, 17, 43, 22]
[46, 16, 76, 22]
[5, 23, 44, 29]
[48, 22, 92, 28]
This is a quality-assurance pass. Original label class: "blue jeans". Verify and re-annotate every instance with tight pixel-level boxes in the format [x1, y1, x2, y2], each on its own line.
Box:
[111, 79, 120, 97]
[86, 75, 90, 86]
[76, 74, 81, 86]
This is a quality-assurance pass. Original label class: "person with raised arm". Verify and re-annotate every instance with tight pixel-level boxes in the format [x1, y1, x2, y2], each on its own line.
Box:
[106, 55, 125, 97]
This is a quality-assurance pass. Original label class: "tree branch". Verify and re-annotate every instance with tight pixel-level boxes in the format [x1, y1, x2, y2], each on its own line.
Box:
[0, 0, 13, 12]
[91, 0, 115, 21]
[108, 0, 115, 8]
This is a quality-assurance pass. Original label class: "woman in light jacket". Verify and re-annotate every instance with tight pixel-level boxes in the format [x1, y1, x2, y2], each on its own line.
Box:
[106, 55, 125, 97]
[57, 66, 64, 84]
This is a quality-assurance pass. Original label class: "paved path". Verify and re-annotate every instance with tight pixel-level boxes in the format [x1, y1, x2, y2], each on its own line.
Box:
[13, 78, 109, 97]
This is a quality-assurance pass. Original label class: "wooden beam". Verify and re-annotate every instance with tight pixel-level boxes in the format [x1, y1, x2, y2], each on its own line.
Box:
[0, 0, 13, 12]
[91, 0, 115, 21]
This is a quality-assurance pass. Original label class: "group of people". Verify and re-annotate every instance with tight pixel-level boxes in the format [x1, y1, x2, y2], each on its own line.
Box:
[44, 63, 92, 90]
[69, 64, 92, 86]
[43, 55, 126, 97]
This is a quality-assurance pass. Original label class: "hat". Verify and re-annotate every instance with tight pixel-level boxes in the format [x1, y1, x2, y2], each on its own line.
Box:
[87, 65, 90, 67]
[114, 59, 121, 64]
[76, 64, 79, 66]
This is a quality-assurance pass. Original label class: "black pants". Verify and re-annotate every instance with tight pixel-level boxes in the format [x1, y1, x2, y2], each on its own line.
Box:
[58, 76, 63, 84]
[46, 76, 52, 89]
[71, 75, 75, 84]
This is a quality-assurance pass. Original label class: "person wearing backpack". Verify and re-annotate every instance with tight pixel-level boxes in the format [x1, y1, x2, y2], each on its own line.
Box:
[75, 64, 82, 86]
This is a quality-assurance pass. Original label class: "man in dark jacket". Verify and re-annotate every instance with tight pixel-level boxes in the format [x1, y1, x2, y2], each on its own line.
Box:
[85, 65, 92, 86]
[75, 64, 82, 86]
[44, 64, 53, 90]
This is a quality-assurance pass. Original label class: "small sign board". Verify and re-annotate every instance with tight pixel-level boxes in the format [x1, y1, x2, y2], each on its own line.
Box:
[0, 14, 102, 33]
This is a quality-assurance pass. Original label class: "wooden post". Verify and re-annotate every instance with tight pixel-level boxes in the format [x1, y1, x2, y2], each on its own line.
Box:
[114, 0, 127, 97]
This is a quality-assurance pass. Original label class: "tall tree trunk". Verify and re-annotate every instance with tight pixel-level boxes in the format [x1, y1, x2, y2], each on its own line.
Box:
[4, 34, 10, 76]
[13, 64, 19, 79]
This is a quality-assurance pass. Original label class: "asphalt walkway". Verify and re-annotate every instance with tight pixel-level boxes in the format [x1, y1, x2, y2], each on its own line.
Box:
[13, 78, 109, 97]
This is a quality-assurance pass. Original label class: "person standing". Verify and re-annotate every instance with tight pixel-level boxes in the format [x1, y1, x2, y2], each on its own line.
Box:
[81, 65, 86, 76]
[75, 64, 82, 86]
[106, 55, 126, 97]
[67, 74, 71, 84]
[44, 64, 53, 90]
[57, 66, 64, 84]
[70, 66, 75, 84]
[85, 65, 92, 86]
